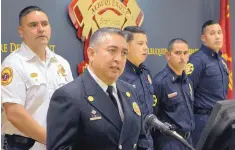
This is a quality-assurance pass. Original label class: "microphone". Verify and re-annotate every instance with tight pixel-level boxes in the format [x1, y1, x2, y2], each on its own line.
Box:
[145, 114, 195, 150]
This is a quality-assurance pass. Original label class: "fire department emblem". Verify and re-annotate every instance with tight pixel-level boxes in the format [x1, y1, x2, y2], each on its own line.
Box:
[68, 0, 144, 74]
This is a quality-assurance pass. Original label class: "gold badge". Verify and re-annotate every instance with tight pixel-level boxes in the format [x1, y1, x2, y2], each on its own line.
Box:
[133, 102, 141, 116]
[152, 95, 158, 106]
[147, 74, 152, 84]
[30, 73, 38, 78]
[88, 96, 94, 102]
[185, 63, 194, 75]
[126, 92, 131, 97]
[57, 64, 66, 76]
[1, 67, 13, 86]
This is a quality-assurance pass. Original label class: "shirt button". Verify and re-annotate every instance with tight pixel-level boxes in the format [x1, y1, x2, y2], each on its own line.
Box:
[119, 144, 122, 149]
[133, 144, 137, 148]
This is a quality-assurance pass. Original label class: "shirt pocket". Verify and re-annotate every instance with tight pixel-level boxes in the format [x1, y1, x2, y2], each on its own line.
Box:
[165, 94, 184, 112]
[24, 74, 47, 106]
[25, 75, 46, 90]
[206, 67, 220, 76]
[205, 67, 222, 89]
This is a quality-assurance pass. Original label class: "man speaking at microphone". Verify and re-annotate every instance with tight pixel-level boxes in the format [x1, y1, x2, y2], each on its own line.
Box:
[46, 27, 150, 150]
[152, 38, 195, 150]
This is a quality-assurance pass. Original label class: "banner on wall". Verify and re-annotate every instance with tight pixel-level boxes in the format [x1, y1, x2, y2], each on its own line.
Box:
[68, 0, 144, 74]
[220, 0, 234, 99]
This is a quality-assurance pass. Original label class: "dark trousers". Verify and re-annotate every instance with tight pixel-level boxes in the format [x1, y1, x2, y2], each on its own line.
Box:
[2, 134, 35, 150]
[153, 131, 193, 150]
[191, 114, 209, 148]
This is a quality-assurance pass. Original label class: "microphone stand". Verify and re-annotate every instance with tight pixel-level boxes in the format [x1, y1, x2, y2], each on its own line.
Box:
[146, 114, 195, 150]
[165, 129, 195, 150]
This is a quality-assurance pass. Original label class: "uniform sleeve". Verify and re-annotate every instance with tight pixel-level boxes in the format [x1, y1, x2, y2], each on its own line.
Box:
[46, 88, 79, 150]
[1, 61, 26, 106]
[131, 89, 152, 150]
[186, 56, 203, 90]
[65, 60, 74, 82]
[152, 76, 165, 116]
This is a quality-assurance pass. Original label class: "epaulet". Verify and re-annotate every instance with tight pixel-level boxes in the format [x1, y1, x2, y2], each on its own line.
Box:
[153, 70, 168, 83]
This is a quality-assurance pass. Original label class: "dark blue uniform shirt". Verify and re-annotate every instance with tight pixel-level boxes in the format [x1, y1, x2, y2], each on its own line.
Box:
[153, 65, 195, 132]
[119, 60, 156, 118]
[187, 44, 229, 110]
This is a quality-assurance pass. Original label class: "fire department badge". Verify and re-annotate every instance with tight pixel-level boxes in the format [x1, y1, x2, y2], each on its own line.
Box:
[68, 0, 144, 74]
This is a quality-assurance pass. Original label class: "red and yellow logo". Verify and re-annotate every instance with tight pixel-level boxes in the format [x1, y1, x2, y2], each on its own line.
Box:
[68, 0, 144, 74]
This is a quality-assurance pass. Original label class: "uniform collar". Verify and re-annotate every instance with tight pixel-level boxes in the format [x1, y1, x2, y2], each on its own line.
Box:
[20, 42, 58, 62]
[165, 65, 187, 83]
[201, 44, 222, 58]
[126, 60, 145, 75]
[87, 66, 117, 94]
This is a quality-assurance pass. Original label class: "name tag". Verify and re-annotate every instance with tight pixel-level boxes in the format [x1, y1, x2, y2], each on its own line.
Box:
[90, 116, 102, 121]
[168, 92, 177, 98]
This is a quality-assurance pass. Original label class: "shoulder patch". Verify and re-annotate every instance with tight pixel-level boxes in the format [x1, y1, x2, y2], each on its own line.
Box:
[152, 95, 158, 106]
[185, 63, 194, 75]
[154, 71, 167, 82]
[1, 67, 13, 86]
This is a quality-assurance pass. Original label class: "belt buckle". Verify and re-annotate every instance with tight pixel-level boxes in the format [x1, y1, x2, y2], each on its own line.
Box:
[184, 132, 190, 139]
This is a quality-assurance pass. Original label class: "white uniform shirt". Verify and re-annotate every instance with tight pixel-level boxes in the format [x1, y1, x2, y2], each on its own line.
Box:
[1, 43, 73, 150]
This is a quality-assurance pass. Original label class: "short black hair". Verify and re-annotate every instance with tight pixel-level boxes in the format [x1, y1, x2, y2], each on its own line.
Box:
[19, 6, 45, 25]
[89, 27, 126, 48]
[168, 38, 188, 52]
[123, 26, 146, 42]
[201, 20, 219, 34]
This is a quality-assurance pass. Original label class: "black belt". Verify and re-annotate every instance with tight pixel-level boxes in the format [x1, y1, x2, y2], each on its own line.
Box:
[177, 131, 191, 140]
[3, 134, 35, 150]
[194, 107, 212, 115]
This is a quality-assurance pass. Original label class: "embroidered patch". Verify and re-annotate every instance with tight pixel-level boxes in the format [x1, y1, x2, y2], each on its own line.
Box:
[153, 95, 158, 106]
[185, 63, 194, 75]
[1, 67, 13, 86]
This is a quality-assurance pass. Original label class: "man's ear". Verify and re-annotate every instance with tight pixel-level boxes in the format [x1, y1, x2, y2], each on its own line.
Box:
[165, 51, 170, 61]
[201, 34, 205, 43]
[87, 47, 96, 63]
[18, 26, 23, 38]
